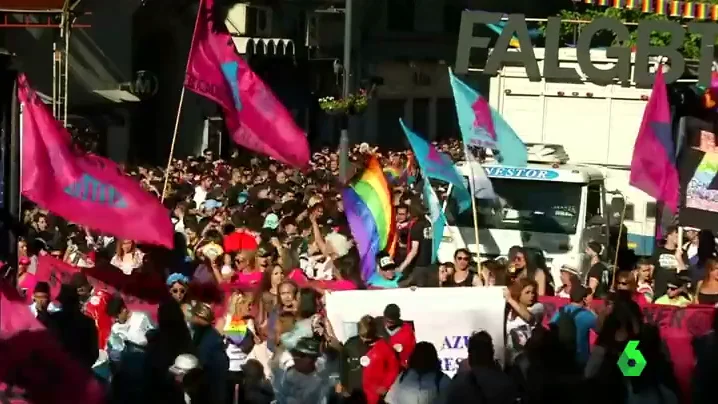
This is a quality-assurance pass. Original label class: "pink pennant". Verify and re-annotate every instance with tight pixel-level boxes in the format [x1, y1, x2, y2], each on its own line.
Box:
[472, 98, 497, 140]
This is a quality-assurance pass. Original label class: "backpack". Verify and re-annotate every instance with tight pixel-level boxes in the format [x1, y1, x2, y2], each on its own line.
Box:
[556, 306, 582, 353]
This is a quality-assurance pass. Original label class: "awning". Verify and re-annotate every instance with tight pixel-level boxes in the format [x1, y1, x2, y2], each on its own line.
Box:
[231, 37, 295, 56]
[0, 0, 78, 12]
[91, 89, 140, 103]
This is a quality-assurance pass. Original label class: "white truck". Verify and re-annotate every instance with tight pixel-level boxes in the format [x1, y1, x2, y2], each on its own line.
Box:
[439, 48, 662, 278]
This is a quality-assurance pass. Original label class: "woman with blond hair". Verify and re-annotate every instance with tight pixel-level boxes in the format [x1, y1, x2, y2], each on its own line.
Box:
[110, 239, 144, 275]
[234, 249, 263, 288]
[216, 290, 258, 403]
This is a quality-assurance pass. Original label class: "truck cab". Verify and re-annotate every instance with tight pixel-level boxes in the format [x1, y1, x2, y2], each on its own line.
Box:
[439, 145, 609, 282]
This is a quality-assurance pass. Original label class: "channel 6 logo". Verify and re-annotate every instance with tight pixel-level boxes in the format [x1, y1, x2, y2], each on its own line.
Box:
[617, 340, 646, 376]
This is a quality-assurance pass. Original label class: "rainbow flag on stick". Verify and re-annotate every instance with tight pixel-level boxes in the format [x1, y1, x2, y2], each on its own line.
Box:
[343, 157, 396, 281]
[383, 166, 405, 184]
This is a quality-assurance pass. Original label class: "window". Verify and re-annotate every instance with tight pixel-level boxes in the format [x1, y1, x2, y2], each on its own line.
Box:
[412, 98, 430, 139]
[377, 99, 408, 150]
[624, 204, 635, 221]
[586, 183, 602, 224]
[447, 178, 582, 235]
[386, 0, 415, 32]
[646, 202, 657, 219]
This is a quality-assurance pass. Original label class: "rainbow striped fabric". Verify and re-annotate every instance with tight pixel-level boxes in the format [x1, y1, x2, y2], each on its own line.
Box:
[343, 157, 397, 281]
[225, 317, 249, 345]
[578, 0, 718, 21]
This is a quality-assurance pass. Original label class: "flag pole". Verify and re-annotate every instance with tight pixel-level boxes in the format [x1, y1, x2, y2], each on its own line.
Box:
[161, 88, 186, 202]
[468, 164, 481, 259]
[161, 0, 205, 202]
[611, 200, 628, 289]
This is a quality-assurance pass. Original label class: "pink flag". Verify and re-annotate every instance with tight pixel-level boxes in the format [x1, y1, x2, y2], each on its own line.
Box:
[18, 75, 174, 248]
[471, 98, 496, 140]
[629, 68, 679, 213]
[184, 0, 310, 169]
[0, 282, 105, 404]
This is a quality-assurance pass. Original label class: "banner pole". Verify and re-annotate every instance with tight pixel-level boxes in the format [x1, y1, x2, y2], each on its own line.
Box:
[160, 87, 186, 202]
[160, 0, 205, 202]
[468, 164, 480, 258]
[611, 200, 628, 289]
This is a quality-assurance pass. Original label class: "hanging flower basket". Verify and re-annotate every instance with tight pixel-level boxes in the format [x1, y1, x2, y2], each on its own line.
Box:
[319, 88, 371, 116]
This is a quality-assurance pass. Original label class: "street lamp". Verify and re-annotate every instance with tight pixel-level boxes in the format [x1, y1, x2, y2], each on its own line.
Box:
[338, 0, 352, 184]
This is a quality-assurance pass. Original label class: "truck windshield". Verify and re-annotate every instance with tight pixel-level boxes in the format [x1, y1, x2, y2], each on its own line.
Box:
[446, 178, 583, 235]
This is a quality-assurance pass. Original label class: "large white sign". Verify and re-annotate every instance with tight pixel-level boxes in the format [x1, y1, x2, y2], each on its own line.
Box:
[324, 287, 506, 377]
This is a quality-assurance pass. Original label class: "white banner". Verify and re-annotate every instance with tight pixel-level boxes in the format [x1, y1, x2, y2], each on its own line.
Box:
[324, 287, 506, 377]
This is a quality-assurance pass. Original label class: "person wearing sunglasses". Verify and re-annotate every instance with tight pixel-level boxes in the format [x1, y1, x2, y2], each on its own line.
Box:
[445, 248, 482, 287]
[614, 270, 650, 305]
[653, 274, 691, 307]
[167, 273, 192, 320]
[507, 246, 549, 296]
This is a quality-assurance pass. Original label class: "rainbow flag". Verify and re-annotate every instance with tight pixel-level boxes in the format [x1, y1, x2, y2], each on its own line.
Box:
[225, 317, 249, 345]
[342, 157, 396, 281]
[383, 166, 405, 184]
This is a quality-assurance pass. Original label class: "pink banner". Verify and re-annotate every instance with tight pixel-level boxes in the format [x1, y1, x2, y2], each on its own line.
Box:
[540, 296, 713, 400]
[0, 283, 105, 404]
[33, 256, 163, 315]
[18, 75, 174, 248]
[184, 0, 309, 169]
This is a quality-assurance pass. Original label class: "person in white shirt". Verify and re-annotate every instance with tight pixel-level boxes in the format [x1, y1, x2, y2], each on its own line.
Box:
[193, 176, 212, 208]
[110, 239, 144, 275]
[105, 295, 155, 360]
[28, 281, 60, 319]
[105, 295, 155, 400]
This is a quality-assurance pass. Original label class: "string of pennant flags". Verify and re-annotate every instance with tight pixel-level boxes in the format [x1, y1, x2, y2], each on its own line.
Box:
[575, 0, 718, 21]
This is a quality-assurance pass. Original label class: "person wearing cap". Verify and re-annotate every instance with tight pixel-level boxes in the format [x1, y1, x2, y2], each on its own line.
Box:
[549, 285, 597, 366]
[275, 337, 337, 404]
[653, 274, 691, 307]
[378, 304, 416, 369]
[555, 263, 581, 299]
[367, 252, 401, 289]
[651, 225, 688, 299]
[167, 353, 206, 403]
[256, 243, 278, 272]
[190, 302, 229, 404]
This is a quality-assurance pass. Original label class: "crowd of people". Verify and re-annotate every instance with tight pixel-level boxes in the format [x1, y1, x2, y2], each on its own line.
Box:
[10, 140, 718, 404]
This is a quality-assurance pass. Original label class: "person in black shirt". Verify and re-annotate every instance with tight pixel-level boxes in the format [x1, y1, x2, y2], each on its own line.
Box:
[445, 248, 481, 287]
[586, 241, 612, 299]
[47, 284, 99, 370]
[394, 205, 412, 264]
[396, 200, 433, 285]
[339, 315, 372, 401]
[651, 225, 688, 298]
